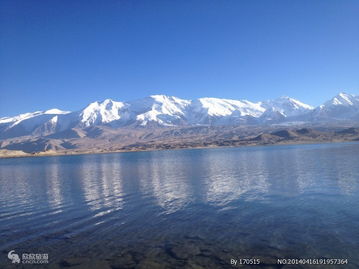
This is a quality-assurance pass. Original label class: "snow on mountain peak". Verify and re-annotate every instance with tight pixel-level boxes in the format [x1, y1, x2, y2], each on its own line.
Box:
[131, 95, 191, 126]
[328, 92, 357, 106]
[196, 97, 264, 117]
[312, 92, 359, 120]
[44, 108, 70, 114]
[1, 92, 358, 137]
[150, 95, 191, 114]
[276, 96, 313, 109]
[0, 111, 38, 124]
[80, 99, 126, 126]
[262, 96, 313, 117]
[0, 108, 70, 127]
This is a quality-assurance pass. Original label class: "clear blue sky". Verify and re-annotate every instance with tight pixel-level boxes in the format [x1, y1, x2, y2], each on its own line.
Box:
[0, 0, 358, 116]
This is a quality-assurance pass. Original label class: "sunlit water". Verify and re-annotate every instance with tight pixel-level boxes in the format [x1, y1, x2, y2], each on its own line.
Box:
[1, 143, 359, 268]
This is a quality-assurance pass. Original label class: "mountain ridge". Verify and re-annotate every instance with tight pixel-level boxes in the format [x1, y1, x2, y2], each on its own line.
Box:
[0, 92, 358, 142]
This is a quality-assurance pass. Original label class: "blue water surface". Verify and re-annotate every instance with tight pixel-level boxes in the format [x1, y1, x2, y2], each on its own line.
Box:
[1, 143, 359, 268]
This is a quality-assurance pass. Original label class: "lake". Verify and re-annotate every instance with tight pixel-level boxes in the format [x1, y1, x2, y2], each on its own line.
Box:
[1, 143, 359, 268]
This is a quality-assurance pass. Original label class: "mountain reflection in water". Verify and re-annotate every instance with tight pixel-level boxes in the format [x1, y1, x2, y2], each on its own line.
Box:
[1, 143, 359, 268]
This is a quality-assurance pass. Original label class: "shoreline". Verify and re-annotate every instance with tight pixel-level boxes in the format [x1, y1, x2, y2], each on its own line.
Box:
[0, 139, 356, 160]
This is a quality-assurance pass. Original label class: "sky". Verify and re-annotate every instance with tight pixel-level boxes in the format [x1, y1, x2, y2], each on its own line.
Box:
[0, 0, 358, 117]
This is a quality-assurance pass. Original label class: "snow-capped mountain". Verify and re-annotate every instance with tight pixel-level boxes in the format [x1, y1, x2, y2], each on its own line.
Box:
[188, 98, 264, 125]
[312, 92, 359, 121]
[0, 109, 69, 126]
[128, 95, 191, 126]
[0, 92, 357, 139]
[326, 92, 359, 106]
[262, 96, 314, 117]
[78, 99, 127, 127]
[259, 108, 287, 123]
[0, 109, 70, 138]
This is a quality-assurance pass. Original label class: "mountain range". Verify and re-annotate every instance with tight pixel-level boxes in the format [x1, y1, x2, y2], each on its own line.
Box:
[1, 92, 359, 156]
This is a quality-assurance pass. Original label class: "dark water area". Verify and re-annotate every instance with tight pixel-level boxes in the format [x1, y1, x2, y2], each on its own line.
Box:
[1, 143, 359, 268]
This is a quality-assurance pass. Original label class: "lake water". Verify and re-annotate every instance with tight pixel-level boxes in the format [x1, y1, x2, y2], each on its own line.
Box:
[1, 143, 359, 268]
